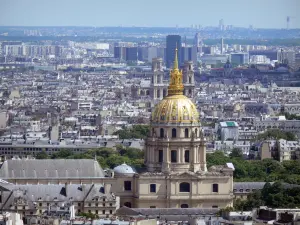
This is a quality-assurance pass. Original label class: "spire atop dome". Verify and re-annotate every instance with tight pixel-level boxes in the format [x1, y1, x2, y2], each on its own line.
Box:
[173, 45, 179, 71]
[168, 46, 184, 96]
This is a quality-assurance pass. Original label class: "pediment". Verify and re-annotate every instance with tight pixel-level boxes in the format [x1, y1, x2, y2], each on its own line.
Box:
[170, 171, 201, 179]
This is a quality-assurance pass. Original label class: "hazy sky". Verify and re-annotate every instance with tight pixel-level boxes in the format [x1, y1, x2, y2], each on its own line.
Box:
[0, 0, 299, 28]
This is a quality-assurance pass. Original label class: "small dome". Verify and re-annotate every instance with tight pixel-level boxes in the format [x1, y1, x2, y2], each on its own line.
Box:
[113, 163, 136, 176]
[151, 95, 200, 125]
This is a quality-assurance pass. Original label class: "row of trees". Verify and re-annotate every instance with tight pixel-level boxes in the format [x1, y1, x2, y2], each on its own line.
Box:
[234, 182, 300, 210]
[283, 112, 300, 120]
[36, 145, 145, 170]
[207, 150, 300, 184]
[255, 129, 297, 141]
[113, 125, 150, 139]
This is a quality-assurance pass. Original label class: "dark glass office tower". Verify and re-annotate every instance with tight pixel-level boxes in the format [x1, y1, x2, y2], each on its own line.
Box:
[166, 35, 182, 68]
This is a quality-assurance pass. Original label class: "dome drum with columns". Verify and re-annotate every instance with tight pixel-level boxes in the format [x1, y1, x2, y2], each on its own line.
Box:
[145, 47, 207, 174]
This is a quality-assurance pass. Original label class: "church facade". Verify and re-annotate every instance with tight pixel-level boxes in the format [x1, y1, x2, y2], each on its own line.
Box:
[127, 48, 234, 208]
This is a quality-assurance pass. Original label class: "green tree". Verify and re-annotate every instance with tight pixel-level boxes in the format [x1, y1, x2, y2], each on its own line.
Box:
[256, 129, 296, 141]
[229, 148, 243, 159]
[51, 149, 73, 159]
[35, 150, 49, 159]
[113, 125, 150, 139]
[105, 154, 131, 168]
[206, 151, 229, 168]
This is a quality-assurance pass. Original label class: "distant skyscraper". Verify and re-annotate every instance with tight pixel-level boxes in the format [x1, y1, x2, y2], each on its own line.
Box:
[114, 46, 126, 60]
[126, 47, 138, 61]
[219, 19, 224, 30]
[221, 38, 224, 54]
[230, 52, 249, 65]
[181, 46, 193, 62]
[166, 35, 182, 68]
[192, 33, 202, 65]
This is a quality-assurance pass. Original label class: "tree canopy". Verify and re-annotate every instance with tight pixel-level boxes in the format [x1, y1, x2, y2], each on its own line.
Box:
[283, 113, 300, 120]
[113, 125, 150, 139]
[256, 129, 296, 141]
[207, 151, 300, 184]
[234, 182, 300, 210]
[49, 146, 145, 171]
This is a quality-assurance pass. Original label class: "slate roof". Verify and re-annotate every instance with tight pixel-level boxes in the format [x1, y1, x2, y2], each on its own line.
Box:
[0, 159, 105, 179]
[233, 182, 300, 193]
[116, 206, 219, 217]
[0, 183, 114, 210]
[234, 182, 266, 193]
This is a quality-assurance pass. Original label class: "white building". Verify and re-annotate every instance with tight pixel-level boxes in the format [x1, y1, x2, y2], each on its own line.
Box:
[219, 121, 239, 141]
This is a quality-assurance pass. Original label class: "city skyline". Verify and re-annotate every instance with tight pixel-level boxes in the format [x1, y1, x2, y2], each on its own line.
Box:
[0, 0, 299, 29]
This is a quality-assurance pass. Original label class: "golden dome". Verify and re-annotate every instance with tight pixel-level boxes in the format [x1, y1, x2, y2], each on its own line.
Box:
[151, 47, 200, 125]
[151, 94, 200, 125]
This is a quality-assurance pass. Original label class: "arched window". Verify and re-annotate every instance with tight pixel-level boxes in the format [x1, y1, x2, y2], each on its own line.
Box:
[181, 204, 189, 208]
[184, 150, 189, 163]
[171, 150, 177, 163]
[184, 128, 189, 138]
[160, 128, 164, 138]
[124, 202, 132, 208]
[99, 187, 105, 194]
[172, 128, 177, 138]
[179, 182, 190, 192]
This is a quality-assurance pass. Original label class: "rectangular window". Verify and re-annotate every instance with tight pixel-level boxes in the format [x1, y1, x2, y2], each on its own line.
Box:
[150, 184, 156, 193]
[150, 206, 156, 208]
[95, 210, 98, 214]
[102, 210, 105, 215]
[171, 150, 177, 163]
[158, 150, 163, 163]
[124, 181, 132, 191]
[212, 205, 218, 208]
[212, 184, 219, 193]
[110, 210, 113, 214]
[184, 150, 189, 163]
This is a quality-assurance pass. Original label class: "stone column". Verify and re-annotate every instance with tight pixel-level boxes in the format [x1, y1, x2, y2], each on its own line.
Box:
[178, 147, 181, 163]
[159, 89, 162, 99]
[162, 144, 170, 172]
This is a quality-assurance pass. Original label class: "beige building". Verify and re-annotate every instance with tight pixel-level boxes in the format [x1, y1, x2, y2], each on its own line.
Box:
[130, 48, 234, 208]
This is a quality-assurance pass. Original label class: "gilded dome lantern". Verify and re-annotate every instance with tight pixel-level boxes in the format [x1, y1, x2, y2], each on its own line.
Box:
[151, 48, 200, 126]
